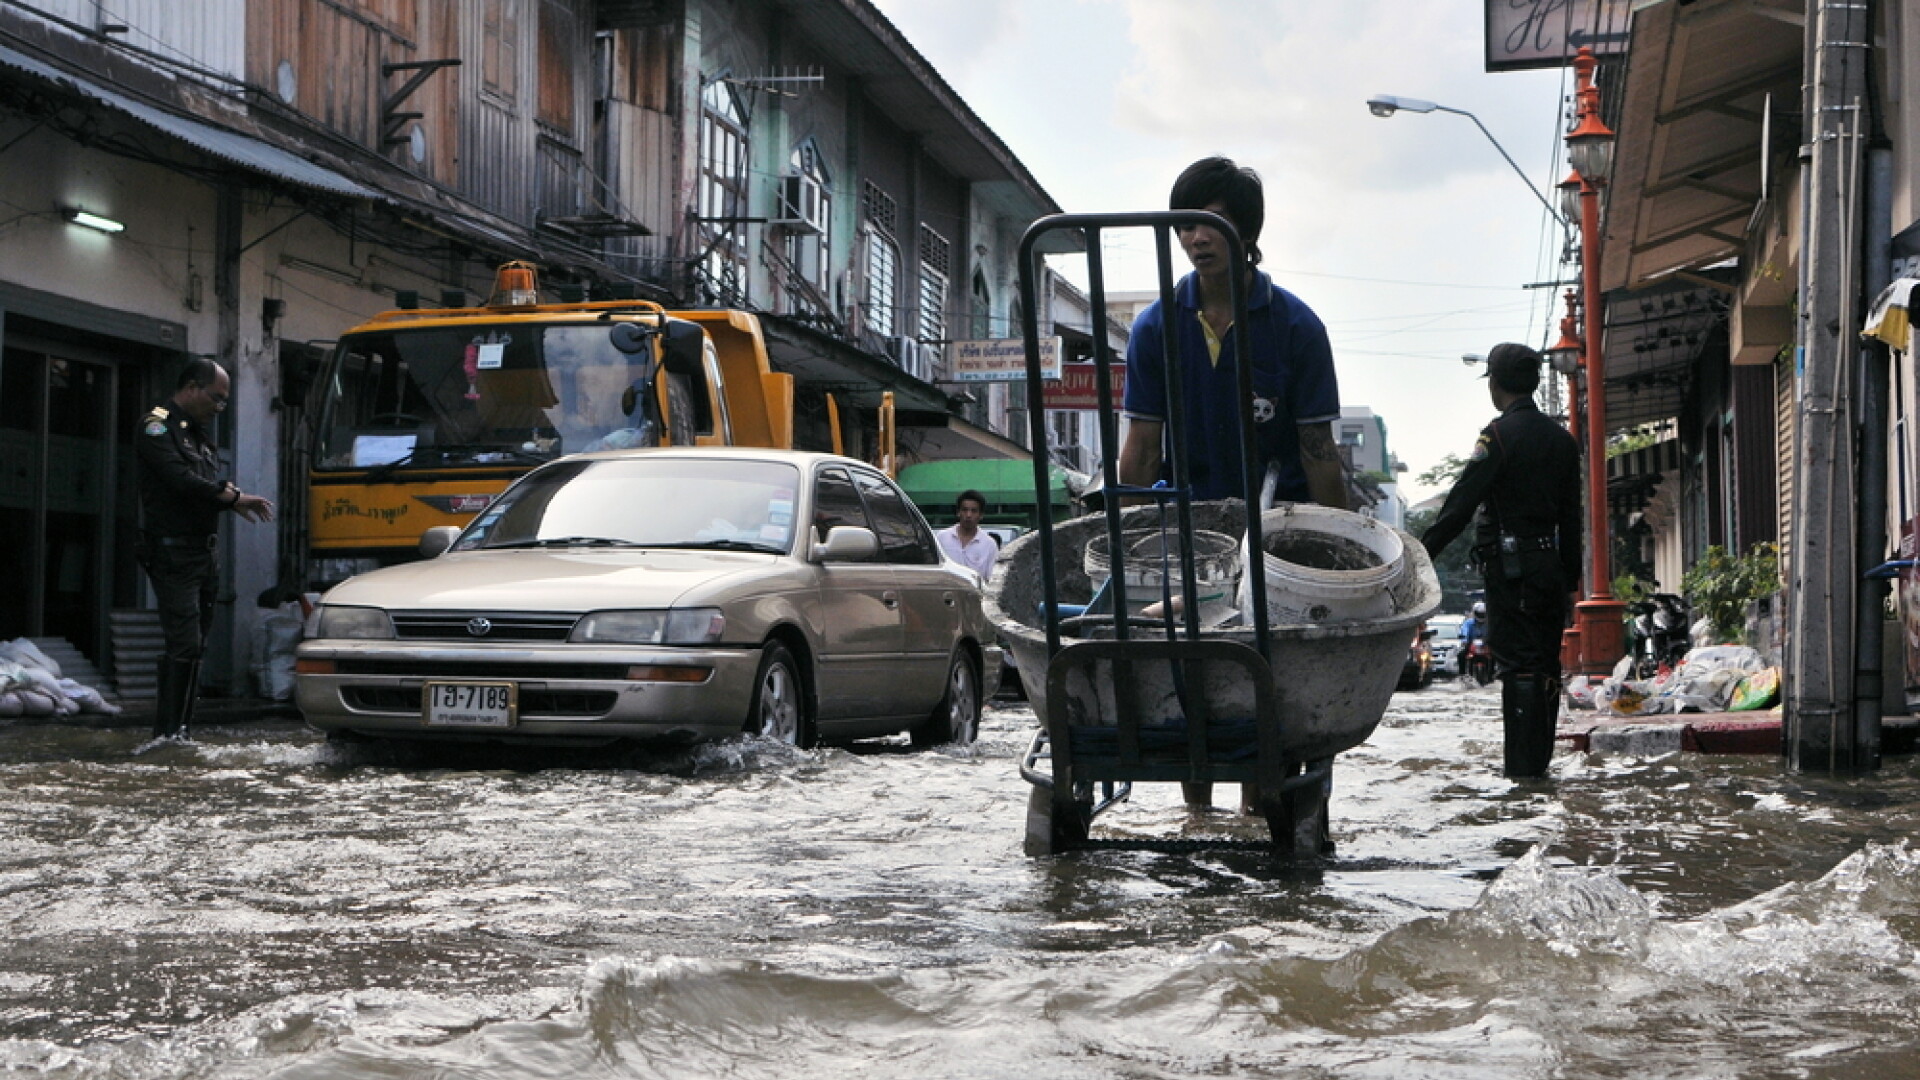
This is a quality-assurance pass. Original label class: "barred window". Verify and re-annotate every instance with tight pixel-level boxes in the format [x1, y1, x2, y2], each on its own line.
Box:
[864, 228, 899, 338]
[863, 180, 897, 237]
[698, 77, 749, 301]
[918, 225, 949, 342]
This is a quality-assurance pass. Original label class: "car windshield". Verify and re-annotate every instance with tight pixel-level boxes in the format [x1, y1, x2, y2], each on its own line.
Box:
[313, 322, 668, 470]
[452, 458, 802, 554]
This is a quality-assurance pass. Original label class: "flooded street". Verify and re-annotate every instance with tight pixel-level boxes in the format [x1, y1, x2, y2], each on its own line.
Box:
[7, 685, 1920, 1079]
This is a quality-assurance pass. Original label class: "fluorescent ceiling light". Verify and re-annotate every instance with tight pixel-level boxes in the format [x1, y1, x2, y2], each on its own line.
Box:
[63, 208, 124, 234]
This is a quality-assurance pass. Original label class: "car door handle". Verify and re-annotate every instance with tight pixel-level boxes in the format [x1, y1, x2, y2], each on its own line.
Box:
[882, 590, 900, 609]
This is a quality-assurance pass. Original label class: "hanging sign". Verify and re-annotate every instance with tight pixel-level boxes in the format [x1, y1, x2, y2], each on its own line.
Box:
[1041, 363, 1127, 411]
[1485, 0, 1631, 72]
[950, 337, 1061, 382]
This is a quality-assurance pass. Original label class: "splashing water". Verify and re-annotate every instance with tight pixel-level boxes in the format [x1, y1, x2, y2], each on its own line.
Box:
[6, 695, 1920, 1078]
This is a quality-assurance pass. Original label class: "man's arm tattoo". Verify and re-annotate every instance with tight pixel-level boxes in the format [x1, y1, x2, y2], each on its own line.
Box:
[1298, 424, 1339, 463]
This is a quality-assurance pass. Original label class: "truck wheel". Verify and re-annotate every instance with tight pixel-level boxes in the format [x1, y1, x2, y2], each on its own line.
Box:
[665, 372, 698, 446]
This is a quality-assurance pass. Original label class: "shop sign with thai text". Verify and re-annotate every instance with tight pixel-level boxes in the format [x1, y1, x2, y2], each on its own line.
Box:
[950, 337, 1061, 382]
[1042, 363, 1127, 411]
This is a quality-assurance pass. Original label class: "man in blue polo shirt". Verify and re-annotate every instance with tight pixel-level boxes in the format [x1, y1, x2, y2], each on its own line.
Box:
[1117, 156, 1347, 511]
[1118, 156, 1348, 815]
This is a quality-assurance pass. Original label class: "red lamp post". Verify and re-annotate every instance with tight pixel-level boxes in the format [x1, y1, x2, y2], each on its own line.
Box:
[1545, 288, 1588, 672]
[1565, 46, 1625, 674]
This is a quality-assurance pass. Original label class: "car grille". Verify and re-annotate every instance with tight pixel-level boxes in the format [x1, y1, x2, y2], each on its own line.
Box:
[334, 661, 631, 679]
[391, 611, 580, 642]
[343, 686, 618, 717]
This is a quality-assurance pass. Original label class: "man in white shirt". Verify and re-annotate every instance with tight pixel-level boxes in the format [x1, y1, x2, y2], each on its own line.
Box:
[935, 489, 998, 583]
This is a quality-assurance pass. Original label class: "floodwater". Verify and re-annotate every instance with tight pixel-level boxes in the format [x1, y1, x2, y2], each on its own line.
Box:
[6, 683, 1920, 1079]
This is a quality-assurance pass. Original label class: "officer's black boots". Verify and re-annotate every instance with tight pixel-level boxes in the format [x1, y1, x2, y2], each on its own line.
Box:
[1501, 673, 1560, 778]
[152, 658, 197, 739]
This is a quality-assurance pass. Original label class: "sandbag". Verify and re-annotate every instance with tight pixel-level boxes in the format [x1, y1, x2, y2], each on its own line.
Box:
[1730, 667, 1781, 712]
[0, 638, 60, 677]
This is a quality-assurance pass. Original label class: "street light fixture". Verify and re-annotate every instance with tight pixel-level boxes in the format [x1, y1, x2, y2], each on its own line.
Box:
[1546, 291, 1583, 374]
[1366, 93, 1570, 232]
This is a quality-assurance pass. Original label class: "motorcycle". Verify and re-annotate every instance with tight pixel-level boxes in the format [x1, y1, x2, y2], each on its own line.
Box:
[1461, 636, 1494, 686]
[1627, 593, 1692, 679]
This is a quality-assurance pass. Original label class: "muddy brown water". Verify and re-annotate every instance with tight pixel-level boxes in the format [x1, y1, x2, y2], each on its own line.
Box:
[5, 686, 1920, 1079]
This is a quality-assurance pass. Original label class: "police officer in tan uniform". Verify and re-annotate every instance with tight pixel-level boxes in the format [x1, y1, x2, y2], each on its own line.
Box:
[1421, 344, 1582, 777]
[136, 359, 274, 738]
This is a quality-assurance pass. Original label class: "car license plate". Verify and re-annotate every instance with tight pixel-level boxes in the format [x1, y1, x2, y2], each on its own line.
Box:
[423, 681, 517, 728]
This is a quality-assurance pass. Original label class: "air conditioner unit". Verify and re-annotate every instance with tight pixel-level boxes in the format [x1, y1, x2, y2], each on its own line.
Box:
[775, 174, 826, 234]
[917, 343, 943, 382]
[888, 335, 918, 371]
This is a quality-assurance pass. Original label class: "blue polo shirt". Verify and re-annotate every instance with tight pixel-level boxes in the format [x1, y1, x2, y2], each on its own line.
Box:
[1122, 270, 1340, 502]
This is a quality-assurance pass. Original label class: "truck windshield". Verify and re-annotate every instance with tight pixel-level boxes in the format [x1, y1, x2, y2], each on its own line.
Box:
[313, 323, 659, 470]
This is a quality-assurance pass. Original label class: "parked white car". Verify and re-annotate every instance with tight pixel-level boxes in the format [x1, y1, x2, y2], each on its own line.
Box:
[297, 449, 1001, 750]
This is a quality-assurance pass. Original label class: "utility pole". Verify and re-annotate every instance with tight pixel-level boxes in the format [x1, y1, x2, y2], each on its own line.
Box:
[1785, 0, 1870, 771]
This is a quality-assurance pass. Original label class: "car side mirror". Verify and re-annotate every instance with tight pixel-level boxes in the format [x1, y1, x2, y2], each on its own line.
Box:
[812, 525, 879, 563]
[1421, 627, 1437, 640]
[419, 525, 462, 558]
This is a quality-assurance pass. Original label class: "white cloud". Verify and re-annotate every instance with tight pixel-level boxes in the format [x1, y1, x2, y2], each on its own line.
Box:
[870, 0, 1583, 501]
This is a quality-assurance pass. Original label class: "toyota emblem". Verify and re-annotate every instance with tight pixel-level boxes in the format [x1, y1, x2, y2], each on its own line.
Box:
[466, 617, 493, 637]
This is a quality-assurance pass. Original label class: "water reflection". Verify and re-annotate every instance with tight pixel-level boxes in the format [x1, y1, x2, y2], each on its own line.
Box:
[3, 688, 1920, 1077]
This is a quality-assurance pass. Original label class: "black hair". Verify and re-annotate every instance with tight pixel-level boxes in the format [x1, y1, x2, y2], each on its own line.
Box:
[1169, 156, 1264, 266]
[177, 357, 223, 390]
[955, 489, 987, 512]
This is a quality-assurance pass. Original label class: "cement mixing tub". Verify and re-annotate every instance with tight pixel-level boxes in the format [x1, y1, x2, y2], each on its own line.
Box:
[985, 501, 1440, 855]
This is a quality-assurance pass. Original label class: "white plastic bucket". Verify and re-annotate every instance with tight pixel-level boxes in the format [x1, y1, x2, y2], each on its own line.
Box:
[1240, 504, 1407, 624]
[1085, 526, 1242, 626]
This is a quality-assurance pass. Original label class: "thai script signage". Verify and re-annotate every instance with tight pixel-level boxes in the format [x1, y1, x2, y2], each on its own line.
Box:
[1041, 363, 1127, 411]
[950, 337, 1061, 382]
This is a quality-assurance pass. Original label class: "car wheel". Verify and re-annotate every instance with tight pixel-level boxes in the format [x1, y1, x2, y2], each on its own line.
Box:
[913, 651, 979, 748]
[746, 642, 810, 746]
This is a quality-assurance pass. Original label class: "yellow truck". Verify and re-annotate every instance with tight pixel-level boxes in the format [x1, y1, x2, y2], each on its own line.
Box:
[305, 262, 811, 584]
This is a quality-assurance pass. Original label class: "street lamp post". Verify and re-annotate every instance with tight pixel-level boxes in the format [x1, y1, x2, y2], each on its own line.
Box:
[1564, 46, 1625, 674]
[1365, 94, 1571, 236]
[1546, 288, 1587, 672]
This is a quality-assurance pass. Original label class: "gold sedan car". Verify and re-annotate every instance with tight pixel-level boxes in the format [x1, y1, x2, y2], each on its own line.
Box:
[296, 449, 1001, 749]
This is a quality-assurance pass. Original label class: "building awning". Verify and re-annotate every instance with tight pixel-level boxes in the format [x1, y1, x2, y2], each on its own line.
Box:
[758, 314, 952, 413]
[1597, 272, 1731, 431]
[1599, 0, 1802, 293]
[1607, 436, 1681, 511]
[896, 414, 1031, 464]
[0, 43, 377, 201]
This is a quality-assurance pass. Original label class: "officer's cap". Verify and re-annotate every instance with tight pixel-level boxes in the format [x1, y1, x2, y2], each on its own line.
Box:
[1481, 342, 1541, 394]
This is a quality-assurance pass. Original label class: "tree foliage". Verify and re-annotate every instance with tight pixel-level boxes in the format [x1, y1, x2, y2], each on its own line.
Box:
[1680, 543, 1781, 644]
[1417, 453, 1466, 490]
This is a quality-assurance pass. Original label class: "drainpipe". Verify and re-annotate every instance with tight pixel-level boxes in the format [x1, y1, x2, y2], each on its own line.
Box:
[1851, 127, 1893, 770]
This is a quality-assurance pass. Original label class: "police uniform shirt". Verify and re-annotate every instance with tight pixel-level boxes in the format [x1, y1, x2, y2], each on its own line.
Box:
[1420, 396, 1582, 588]
[136, 404, 230, 538]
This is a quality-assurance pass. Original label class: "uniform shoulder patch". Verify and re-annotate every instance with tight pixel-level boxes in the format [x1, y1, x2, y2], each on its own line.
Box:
[1468, 433, 1493, 463]
[143, 419, 168, 437]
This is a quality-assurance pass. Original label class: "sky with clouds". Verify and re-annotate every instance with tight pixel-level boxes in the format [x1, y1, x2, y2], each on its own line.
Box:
[870, 0, 1581, 503]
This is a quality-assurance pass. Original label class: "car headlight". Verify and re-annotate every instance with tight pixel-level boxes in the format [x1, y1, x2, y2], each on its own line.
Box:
[314, 605, 395, 639]
[571, 608, 726, 645]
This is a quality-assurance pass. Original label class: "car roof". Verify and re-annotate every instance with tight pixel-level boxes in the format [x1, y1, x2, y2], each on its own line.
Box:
[563, 447, 884, 472]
